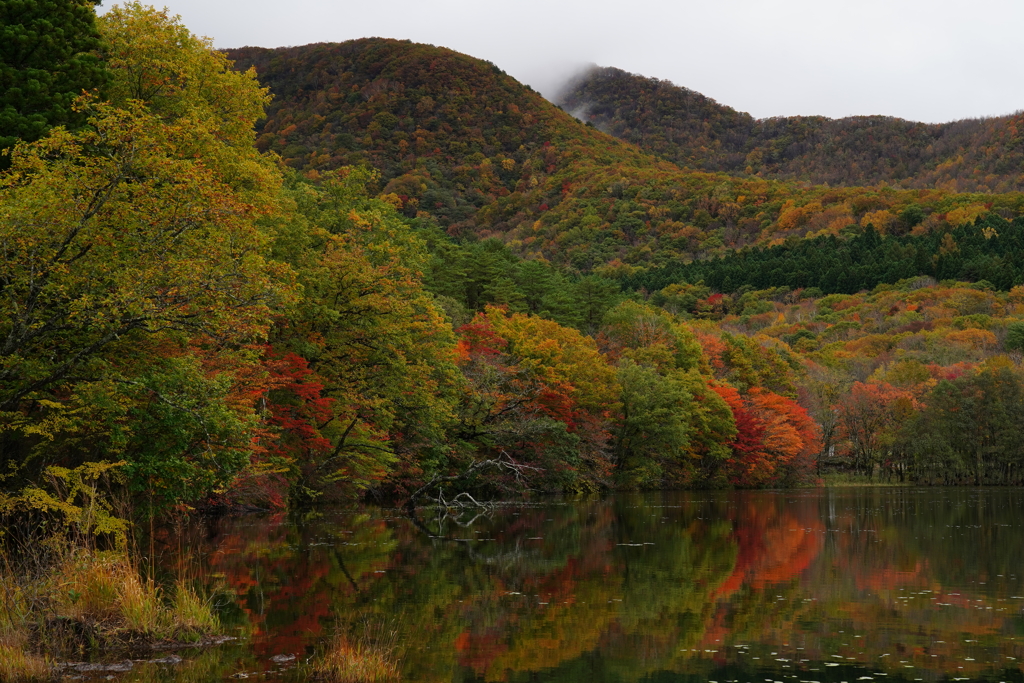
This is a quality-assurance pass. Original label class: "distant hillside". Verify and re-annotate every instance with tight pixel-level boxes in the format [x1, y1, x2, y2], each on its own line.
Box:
[557, 66, 1024, 193]
[227, 40, 1024, 271]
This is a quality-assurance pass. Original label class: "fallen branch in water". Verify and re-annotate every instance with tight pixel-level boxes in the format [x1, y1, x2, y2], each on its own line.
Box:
[404, 450, 541, 513]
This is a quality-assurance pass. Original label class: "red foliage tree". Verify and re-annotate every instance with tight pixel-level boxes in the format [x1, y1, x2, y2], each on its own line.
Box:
[714, 385, 819, 487]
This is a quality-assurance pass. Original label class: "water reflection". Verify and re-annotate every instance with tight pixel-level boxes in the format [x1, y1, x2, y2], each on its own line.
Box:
[135, 489, 1024, 682]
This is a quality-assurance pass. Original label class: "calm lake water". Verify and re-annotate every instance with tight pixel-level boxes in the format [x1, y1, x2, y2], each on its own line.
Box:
[107, 488, 1024, 682]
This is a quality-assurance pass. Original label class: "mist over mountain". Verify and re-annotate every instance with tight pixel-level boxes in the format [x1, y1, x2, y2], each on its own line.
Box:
[556, 66, 1024, 193]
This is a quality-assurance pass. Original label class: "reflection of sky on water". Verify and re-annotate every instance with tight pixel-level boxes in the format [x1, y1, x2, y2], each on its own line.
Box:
[121, 489, 1024, 683]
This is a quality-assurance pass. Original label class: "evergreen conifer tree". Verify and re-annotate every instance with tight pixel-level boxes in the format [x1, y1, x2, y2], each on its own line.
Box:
[0, 0, 109, 164]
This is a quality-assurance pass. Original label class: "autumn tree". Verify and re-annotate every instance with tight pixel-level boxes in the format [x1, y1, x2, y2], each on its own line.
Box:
[802, 363, 851, 473]
[836, 382, 920, 479]
[601, 300, 705, 372]
[434, 307, 621, 494]
[0, 5, 289, 510]
[600, 302, 734, 486]
[745, 388, 819, 485]
[269, 168, 462, 501]
[97, 2, 279, 205]
[715, 385, 819, 487]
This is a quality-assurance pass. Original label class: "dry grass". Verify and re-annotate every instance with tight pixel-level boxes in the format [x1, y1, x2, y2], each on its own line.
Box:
[0, 547, 220, 671]
[0, 568, 50, 681]
[0, 638, 50, 682]
[60, 552, 165, 635]
[54, 552, 218, 640]
[314, 625, 400, 683]
[0, 573, 31, 637]
[171, 579, 219, 637]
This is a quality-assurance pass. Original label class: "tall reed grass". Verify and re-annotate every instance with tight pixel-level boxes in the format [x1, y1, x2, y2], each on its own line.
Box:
[0, 640, 51, 682]
[55, 551, 217, 640]
[1, 545, 51, 681]
[0, 546, 220, 679]
[313, 621, 401, 683]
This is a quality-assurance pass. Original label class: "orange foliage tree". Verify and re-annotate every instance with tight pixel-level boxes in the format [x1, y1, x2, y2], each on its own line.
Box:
[715, 386, 819, 487]
[445, 308, 620, 492]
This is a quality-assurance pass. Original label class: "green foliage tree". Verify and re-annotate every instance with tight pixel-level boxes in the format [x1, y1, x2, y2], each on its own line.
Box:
[613, 360, 695, 486]
[98, 2, 277, 204]
[911, 366, 1024, 485]
[270, 168, 462, 501]
[0, 0, 109, 163]
[0, 5, 289, 511]
[1005, 320, 1024, 352]
[600, 301, 735, 487]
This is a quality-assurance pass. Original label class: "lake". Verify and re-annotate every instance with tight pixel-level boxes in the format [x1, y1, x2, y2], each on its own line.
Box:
[99, 488, 1024, 682]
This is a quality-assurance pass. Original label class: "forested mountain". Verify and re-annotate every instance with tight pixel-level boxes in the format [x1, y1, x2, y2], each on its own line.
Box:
[557, 66, 1024, 193]
[8, 9, 1024, 674]
[226, 40, 1024, 272]
[5, 16, 1024, 538]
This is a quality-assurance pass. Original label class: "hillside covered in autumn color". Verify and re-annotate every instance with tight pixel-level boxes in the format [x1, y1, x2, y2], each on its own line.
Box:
[4, 12, 1024, 534]
[558, 65, 1024, 193]
[9, 7, 1024, 678]
[225, 40, 1024, 273]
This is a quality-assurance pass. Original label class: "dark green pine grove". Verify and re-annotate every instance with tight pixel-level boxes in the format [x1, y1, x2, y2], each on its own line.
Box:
[0, 0, 109, 163]
[625, 214, 1024, 299]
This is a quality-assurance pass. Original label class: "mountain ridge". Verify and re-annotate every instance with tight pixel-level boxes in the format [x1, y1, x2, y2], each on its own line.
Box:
[225, 39, 1024, 272]
[556, 65, 1024, 193]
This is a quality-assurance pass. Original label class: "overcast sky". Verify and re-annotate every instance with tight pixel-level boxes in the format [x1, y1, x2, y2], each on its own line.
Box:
[119, 0, 1024, 124]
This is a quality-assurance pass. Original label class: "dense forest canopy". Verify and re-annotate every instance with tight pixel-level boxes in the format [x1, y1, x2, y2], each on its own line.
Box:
[2, 7, 1024, 533]
[226, 40, 1024, 273]
[557, 65, 1024, 193]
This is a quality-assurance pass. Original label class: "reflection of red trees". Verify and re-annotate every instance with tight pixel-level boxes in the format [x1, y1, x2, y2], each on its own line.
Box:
[714, 500, 824, 600]
[211, 534, 330, 656]
[455, 629, 510, 674]
[700, 499, 824, 648]
[202, 516, 390, 659]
